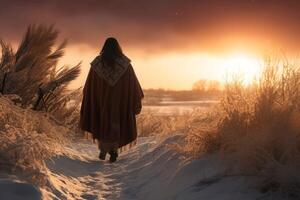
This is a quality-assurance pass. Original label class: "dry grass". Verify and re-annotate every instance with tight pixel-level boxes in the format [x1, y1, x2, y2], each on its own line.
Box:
[136, 107, 213, 138]
[183, 58, 300, 196]
[0, 24, 81, 111]
[0, 24, 82, 186]
[0, 95, 68, 186]
[137, 111, 188, 137]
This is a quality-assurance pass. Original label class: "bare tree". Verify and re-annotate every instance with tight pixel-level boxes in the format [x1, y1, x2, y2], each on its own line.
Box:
[193, 79, 221, 92]
[192, 79, 207, 92]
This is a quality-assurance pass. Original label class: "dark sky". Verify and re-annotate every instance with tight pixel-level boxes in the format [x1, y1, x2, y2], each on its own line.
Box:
[1, 0, 300, 53]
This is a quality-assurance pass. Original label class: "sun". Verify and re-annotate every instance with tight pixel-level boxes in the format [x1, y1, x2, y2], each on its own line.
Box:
[218, 53, 262, 84]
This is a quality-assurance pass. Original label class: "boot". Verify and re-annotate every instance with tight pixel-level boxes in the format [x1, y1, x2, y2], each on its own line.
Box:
[99, 151, 107, 160]
[109, 150, 118, 163]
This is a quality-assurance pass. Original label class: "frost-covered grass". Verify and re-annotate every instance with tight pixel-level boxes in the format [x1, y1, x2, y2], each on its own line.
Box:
[0, 95, 69, 186]
[183, 60, 300, 197]
[137, 110, 189, 137]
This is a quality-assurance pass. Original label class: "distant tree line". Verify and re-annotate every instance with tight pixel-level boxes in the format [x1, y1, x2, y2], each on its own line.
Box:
[192, 79, 222, 93]
[143, 80, 222, 104]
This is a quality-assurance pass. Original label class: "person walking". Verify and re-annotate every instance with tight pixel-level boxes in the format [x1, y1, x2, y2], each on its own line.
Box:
[80, 37, 144, 162]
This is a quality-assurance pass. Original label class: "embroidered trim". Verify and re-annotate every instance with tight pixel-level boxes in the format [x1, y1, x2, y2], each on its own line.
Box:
[91, 55, 131, 86]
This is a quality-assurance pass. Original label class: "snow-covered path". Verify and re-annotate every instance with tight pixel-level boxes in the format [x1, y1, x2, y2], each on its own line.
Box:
[45, 135, 181, 200]
[40, 134, 263, 200]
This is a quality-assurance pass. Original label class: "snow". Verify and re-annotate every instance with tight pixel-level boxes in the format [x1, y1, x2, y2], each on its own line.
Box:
[0, 178, 41, 200]
[1, 134, 271, 200]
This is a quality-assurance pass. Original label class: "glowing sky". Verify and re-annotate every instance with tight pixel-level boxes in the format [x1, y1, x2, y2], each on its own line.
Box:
[1, 0, 300, 89]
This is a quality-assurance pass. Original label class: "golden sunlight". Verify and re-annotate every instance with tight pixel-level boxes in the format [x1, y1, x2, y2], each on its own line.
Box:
[217, 53, 262, 84]
[132, 52, 262, 89]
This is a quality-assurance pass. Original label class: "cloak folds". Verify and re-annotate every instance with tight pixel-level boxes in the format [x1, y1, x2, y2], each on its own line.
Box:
[79, 55, 144, 150]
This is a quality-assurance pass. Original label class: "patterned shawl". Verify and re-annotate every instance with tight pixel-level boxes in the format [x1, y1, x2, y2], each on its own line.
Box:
[90, 54, 131, 86]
